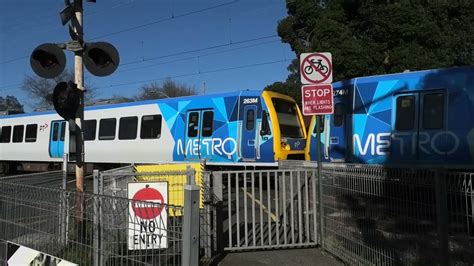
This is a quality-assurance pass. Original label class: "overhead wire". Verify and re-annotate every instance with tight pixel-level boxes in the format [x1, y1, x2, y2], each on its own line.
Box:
[89, 0, 239, 40]
[120, 34, 278, 67]
[94, 58, 292, 90]
[0, 0, 239, 65]
[1, 57, 292, 107]
[115, 39, 280, 74]
[0, 34, 280, 92]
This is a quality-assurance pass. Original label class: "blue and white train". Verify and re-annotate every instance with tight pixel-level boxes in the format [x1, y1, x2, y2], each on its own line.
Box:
[0, 90, 307, 171]
[306, 66, 474, 168]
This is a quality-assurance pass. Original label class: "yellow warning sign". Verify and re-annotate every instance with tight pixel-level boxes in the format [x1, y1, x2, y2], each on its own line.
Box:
[134, 163, 204, 216]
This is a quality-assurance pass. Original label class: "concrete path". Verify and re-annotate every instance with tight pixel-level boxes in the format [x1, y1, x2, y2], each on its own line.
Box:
[218, 248, 344, 266]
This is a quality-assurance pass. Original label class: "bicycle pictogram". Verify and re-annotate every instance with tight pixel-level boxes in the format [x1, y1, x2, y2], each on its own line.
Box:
[300, 52, 333, 84]
[304, 59, 329, 75]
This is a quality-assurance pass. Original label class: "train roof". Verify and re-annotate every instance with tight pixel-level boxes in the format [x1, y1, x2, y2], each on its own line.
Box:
[0, 89, 264, 119]
[332, 65, 474, 89]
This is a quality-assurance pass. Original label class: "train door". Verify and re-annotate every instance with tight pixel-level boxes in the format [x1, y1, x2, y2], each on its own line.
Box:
[241, 105, 257, 160]
[392, 93, 419, 162]
[417, 91, 447, 163]
[329, 101, 347, 162]
[185, 109, 214, 161]
[185, 111, 201, 160]
[392, 91, 446, 163]
[49, 120, 66, 158]
[199, 110, 214, 161]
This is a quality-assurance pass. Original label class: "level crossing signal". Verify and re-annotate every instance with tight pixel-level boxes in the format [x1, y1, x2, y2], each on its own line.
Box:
[52, 81, 81, 120]
[30, 41, 119, 119]
[30, 44, 66, 79]
[83, 42, 120, 77]
[30, 42, 120, 79]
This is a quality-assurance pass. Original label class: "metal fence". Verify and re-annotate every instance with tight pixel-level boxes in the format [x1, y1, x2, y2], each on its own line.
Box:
[0, 169, 200, 265]
[97, 165, 219, 264]
[212, 169, 319, 251]
[1, 163, 472, 265]
[320, 164, 474, 266]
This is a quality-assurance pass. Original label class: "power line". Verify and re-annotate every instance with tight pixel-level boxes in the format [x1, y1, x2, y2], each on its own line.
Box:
[89, 0, 239, 40]
[0, 35, 280, 92]
[0, 83, 23, 90]
[120, 34, 278, 67]
[0, 55, 29, 65]
[0, 1, 238, 66]
[94, 58, 292, 90]
[115, 39, 280, 74]
[2, 58, 292, 104]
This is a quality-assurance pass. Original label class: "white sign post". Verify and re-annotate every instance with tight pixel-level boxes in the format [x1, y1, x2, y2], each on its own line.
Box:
[300, 52, 333, 84]
[300, 52, 333, 251]
[128, 182, 168, 250]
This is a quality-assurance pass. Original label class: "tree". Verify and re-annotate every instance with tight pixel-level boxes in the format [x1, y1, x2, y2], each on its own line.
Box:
[267, 0, 474, 102]
[21, 69, 96, 109]
[0, 96, 24, 114]
[90, 95, 135, 106]
[135, 78, 197, 101]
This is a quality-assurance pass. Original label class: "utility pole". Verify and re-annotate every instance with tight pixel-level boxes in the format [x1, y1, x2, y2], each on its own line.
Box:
[30, 1, 119, 201]
[74, 0, 85, 195]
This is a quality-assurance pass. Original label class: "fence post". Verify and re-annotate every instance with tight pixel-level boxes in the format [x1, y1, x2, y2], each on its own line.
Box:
[62, 153, 68, 190]
[187, 166, 196, 185]
[434, 168, 449, 266]
[182, 170, 200, 266]
[317, 165, 325, 249]
[212, 172, 224, 254]
[92, 170, 100, 266]
[59, 154, 68, 247]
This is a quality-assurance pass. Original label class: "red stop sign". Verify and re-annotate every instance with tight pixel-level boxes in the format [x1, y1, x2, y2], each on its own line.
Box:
[132, 185, 165, 219]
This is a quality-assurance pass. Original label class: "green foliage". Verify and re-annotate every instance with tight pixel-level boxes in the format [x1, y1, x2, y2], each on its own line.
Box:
[0, 95, 24, 113]
[267, 0, 474, 103]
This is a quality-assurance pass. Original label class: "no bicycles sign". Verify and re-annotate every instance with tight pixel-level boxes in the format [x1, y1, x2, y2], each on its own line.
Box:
[300, 52, 333, 84]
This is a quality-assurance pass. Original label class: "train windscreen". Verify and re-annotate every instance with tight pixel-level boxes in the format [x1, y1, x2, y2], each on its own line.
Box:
[271, 98, 304, 138]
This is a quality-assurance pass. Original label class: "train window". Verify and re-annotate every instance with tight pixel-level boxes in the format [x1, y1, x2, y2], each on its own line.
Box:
[187, 112, 199, 137]
[334, 103, 344, 127]
[141, 115, 162, 139]
[1, 126, 11, 143]
[271, 98, 304, 138]
[423, 93, 444, 130]
[202, 111, 214, 137]
[246, 109, 255, 130]
[260, 111, 271, 135]
[25, 124, 37, 142]
[52, 123, 59, 141]
[99, 118, 116, 140]
[83, 120, 97, 141]
[119, 116, 138, 140]
[60, 122, 65, 141]
[13, 125, 24, 143]
[395, 96, 415, 130]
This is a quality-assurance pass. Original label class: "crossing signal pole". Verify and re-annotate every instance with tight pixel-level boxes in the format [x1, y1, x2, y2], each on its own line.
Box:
[30, 0, 119, 197]
[73, 0, 85, 195]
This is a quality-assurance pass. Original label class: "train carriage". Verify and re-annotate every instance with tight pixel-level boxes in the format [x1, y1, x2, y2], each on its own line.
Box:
[305, 66, 474, 168]
[0, 90, 306, 171]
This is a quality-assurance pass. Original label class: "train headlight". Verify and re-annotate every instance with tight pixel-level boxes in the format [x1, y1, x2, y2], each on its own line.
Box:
[281, 142, 291, 151]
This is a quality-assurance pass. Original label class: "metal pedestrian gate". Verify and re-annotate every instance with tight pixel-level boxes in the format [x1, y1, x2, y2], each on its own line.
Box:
[212, 169, 319, 251]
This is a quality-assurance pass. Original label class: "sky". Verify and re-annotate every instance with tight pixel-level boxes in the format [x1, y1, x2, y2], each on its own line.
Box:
[0, 0, 296, 112]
